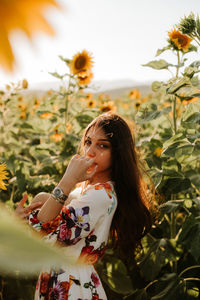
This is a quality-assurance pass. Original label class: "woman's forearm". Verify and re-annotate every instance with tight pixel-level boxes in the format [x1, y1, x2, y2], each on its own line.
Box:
[37, 181, 75, 222]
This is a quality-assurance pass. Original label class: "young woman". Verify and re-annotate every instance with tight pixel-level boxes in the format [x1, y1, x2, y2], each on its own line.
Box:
[16, 112, 152, 300]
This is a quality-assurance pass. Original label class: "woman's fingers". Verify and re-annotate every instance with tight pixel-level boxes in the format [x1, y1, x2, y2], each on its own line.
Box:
[26, 201, 42, 212]
[18, 193, 28, 207]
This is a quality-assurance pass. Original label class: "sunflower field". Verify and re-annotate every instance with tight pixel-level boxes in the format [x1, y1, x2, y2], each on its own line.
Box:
[1, 13, 200, 300]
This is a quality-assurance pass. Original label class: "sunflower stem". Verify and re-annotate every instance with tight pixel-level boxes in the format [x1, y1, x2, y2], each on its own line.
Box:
[172, 95, 177, 134]
[176, 51, 180, 78]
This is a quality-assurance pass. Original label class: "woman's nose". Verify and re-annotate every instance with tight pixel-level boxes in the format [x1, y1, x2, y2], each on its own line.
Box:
[86, 145, 96, 157]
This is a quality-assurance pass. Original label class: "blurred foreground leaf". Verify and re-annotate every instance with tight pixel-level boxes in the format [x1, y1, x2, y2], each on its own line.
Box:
[0, 203, 74, 275]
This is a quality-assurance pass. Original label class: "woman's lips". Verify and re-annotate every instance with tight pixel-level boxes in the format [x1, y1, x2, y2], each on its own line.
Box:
[87, 163, 97, 173]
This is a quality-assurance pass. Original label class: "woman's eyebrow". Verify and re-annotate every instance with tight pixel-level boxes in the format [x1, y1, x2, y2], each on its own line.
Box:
[85, 135, 110, 142]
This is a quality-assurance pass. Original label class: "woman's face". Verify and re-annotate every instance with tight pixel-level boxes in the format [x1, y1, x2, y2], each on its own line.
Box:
[83, 125, 112, 182]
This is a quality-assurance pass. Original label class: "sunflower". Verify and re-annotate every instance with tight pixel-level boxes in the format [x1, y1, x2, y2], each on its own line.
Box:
[77, 70, 93, 86]
[22, 79, 28, 89]
[100, 101, 117, 113]
[40, 112, 53, 119]
[50, 131, 64, 142]
[87, 99, 96, 108]
[0, 0, 61, 72]
[154, 147, 163, 157]
[168, 28, 192, 51]
[69, 50, 93, 75]
[129, 89, 141, 99]
[0, 163, 9, 190]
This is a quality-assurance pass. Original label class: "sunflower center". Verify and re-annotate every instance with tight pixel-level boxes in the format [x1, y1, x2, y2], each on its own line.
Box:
[75, 56, 87, 70]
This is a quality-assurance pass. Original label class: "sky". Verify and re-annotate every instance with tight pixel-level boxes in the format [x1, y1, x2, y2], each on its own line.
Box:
[1, 0, 200, 88]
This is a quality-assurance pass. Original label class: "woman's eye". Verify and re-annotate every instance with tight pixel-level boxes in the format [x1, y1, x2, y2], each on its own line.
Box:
[84, 140, 91, 146]
[99, 144, 108, 148]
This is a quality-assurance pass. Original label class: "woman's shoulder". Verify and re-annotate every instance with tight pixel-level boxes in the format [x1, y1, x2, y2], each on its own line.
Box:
[82, 181, 116, 200]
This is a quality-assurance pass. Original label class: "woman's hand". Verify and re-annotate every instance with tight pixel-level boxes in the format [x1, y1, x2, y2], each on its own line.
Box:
[15, 193, 43, 220]
[58, 155, 97, 193]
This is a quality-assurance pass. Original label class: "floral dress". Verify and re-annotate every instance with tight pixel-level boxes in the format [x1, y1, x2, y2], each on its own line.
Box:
[29, 181, 117, 300]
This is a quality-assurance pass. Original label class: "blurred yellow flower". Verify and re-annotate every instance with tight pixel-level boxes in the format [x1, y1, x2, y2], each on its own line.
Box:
[0, 0, 60, 72]
[47, 89, 54, 96]
[87, 99, 96, 108]
[40, 112, 53, 119]
[70, 50, 93, 75]
[134, 100, 141, 109]
[18, 103, 27, 111]
[154, 147, 163, 157]
[53, 104, 58, 113]
[168, 28, 192, 51]
[17, 96, 23, 102]
[129, 89, 141, 99]
[182, 97, 199, 105]
[22, 79, 28, 89]
[86, 93, 93, 100]
[77, 70, 93, 85]
[33, 98, 40, 110]
[0, 163, 9, 190]
[121, 103, 129, 109]
[20, 111, 26, 120]
[98, 93, 105, 101]
[50, 131, 64, 142]
[100, 101, 117, 113]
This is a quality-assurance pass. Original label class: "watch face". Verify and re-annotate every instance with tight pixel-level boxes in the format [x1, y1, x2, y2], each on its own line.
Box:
[54, 187, 62, 198]
[53, 187, 67, 200]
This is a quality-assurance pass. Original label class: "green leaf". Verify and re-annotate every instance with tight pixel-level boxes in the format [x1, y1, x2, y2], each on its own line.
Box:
[155, 46, 171, 57]
[76, 114, 93, 128]
[142, 60, 170, 70]
[58, 55, 71, 65]
[159, 200, 184, 214]
[160, 177, 191, 195]
[178, 215, 200, 260]
[181, 102, 200, 123]
[184, 112, 200, 124]
[127, 289, 151, 300]
[151, 273, 184, 300]
[139, 239, 179, 281]
[102, 257, 134, 294]
[0, 204, 72, 275]
[182, 66, 199, 78]
[151, 81, 164, 92]
[136, 105, 171, 124]
[166, 77, 191, 94]
[48, 72, 65, 80]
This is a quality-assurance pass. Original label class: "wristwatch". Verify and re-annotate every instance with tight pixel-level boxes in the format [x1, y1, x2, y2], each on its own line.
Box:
[51, 186, 68, 205]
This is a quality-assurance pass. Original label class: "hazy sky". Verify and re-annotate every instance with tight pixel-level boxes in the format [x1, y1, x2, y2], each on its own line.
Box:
[1, 0, 200, 86]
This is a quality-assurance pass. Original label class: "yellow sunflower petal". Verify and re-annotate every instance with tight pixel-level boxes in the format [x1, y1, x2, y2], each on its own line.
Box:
[0, 163, 9, 191]
[0, 0, 61, 72]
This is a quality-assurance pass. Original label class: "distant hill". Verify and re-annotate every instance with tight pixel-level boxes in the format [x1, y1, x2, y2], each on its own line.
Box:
[25, 79, 152, 98]
[97, 84, 151, 98]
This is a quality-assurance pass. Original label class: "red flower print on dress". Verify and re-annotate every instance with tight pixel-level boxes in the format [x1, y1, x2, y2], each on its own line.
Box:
[48, 281, 66, 300]
[79, 244, 106, 264]
[58, 223, 72, 242]
[39, 272, 51, 296]
[91, 272, 100, 288]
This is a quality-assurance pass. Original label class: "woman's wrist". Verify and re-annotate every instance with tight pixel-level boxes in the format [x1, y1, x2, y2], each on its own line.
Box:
[57, 178, 76, 196]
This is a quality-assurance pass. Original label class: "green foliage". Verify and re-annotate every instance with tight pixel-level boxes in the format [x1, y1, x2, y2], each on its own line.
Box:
[1, 13, 200, 299]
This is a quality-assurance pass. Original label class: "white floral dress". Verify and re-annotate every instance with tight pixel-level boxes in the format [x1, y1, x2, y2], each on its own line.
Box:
[29, 181, 117, 300]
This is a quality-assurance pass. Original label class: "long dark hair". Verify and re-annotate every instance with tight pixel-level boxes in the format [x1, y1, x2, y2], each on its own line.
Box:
[81, 112, 152, 259]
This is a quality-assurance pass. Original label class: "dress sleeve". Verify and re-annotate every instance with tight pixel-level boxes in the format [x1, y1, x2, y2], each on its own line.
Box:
[29, 182, 115, 246]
